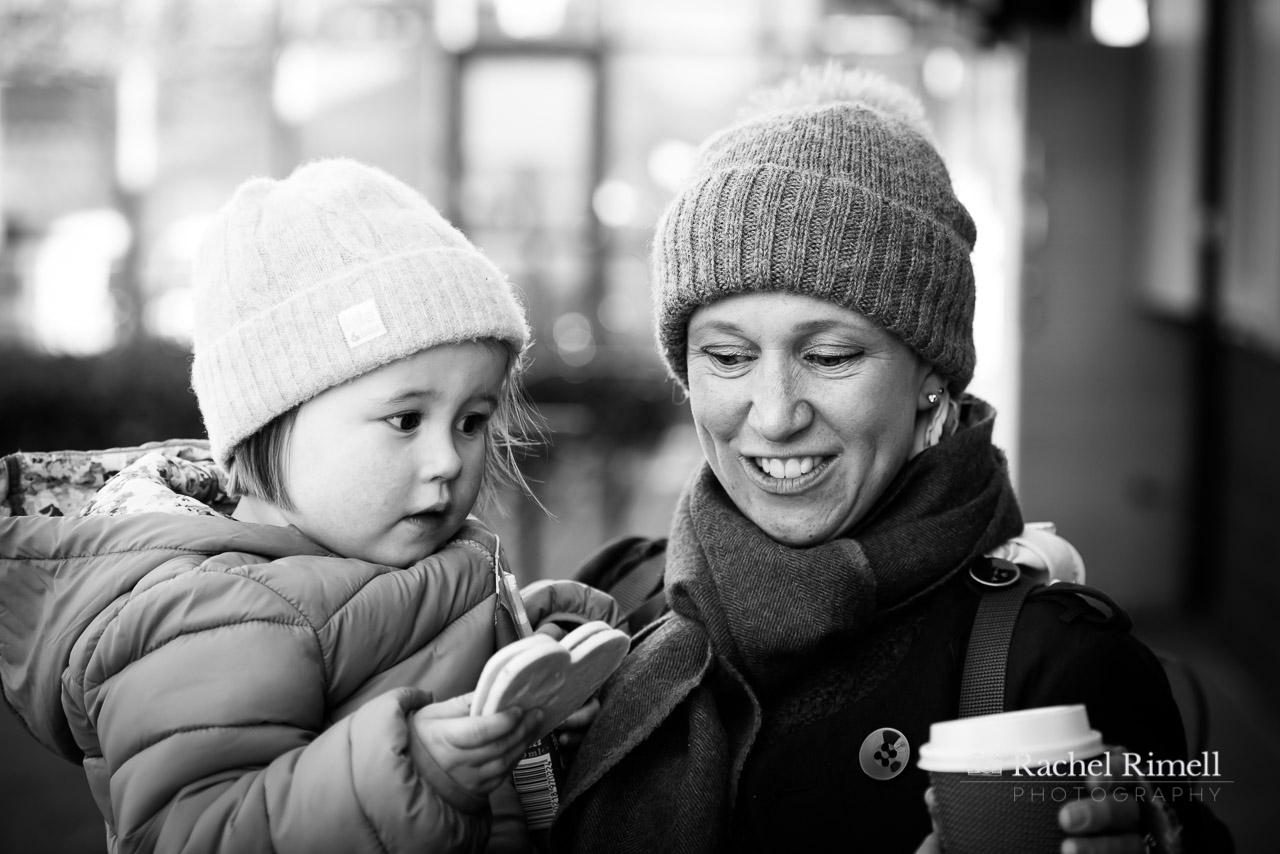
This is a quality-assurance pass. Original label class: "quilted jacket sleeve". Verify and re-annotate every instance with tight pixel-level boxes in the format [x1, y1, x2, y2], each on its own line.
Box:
[520, 579, 622, 633]
[69, 564, 490, 854]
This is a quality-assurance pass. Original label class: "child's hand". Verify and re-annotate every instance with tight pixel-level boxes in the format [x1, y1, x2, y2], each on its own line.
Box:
[412, 694, 543, 797]
[554, 696, 601, 753]
[533, 622, 567, 641]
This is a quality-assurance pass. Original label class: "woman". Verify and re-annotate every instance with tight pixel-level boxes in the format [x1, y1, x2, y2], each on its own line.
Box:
[550, 67, 1231, 853]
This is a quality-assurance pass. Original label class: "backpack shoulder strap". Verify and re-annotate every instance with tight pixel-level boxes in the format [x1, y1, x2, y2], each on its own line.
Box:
[608, 548, 667, 620]
[959, 558, 1041, 718]
[573, 536, 669, 634]
[958, 566, 1212, 757]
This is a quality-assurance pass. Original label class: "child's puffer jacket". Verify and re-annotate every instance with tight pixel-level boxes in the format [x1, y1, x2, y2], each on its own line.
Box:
[0, 445, 618, 854]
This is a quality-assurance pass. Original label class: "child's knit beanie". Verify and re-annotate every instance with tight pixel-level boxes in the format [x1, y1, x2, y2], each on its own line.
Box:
[191, 157, 530, 469]
[653, 65, 977, 392]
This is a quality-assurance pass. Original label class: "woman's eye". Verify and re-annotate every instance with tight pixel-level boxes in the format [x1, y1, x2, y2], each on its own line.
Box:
[386, 412, 422, 432]
[702, 347, 753, 368]
[457, 412, 492, 436]
[805, 350, 858, 368]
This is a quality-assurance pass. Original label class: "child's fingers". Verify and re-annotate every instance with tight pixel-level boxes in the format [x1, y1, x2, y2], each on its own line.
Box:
[441, 708, 524, 750]
[534, 623, 567, 641]
[556, 697, 600, 732]
[451, 710, 544, 792]
[503, 707, 544, 753]
[413, 693, 475, 722]
[450, 706, 544, 755]
[557, 729, 585, 750]
[554, 697, 601, 750]
[473, 734, 540, 787]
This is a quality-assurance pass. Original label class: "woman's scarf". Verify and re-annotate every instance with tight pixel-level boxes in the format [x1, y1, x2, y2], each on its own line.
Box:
[554, 398, 1023, 854]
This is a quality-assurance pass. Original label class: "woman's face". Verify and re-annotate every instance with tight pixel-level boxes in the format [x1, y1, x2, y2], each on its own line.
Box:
[686, 292, 942, 546]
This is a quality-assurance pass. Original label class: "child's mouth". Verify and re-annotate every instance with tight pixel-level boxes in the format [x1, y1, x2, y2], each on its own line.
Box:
[405, 509, 447, 526]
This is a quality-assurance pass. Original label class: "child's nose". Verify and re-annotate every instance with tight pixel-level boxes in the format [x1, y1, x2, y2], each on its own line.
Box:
[419, 439, 463, 482]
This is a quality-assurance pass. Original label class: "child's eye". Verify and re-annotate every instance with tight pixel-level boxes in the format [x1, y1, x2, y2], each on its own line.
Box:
[385, 412, 422, 432]
[457, 412, 492, 436]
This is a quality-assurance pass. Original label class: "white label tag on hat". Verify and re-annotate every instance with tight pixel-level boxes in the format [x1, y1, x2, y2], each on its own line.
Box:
[338, 299, 388, 348]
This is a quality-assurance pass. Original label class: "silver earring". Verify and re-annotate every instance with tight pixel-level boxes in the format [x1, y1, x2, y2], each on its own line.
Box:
[926, 390, 941, 406]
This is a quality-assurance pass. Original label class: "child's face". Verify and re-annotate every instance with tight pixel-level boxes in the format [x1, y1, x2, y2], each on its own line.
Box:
[279, 341, 507, 566]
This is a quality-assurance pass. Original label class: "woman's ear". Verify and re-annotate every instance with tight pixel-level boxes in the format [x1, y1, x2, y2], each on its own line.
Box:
[916, 366, 948, 411]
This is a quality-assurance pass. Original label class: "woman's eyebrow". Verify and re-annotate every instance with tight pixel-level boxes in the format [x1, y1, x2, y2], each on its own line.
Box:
[689, 320, 746, 336]
[793, 319, 865, 335]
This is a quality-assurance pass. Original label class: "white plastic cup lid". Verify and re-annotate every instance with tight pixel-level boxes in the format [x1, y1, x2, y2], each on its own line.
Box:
[917, 704, 1104, 772]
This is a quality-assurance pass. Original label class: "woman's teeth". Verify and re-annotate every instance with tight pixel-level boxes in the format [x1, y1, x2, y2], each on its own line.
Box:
[755, 456, 819, 479]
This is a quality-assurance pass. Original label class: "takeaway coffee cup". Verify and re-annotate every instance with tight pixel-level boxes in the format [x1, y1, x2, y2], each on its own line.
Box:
[917, 705, 1107, 854]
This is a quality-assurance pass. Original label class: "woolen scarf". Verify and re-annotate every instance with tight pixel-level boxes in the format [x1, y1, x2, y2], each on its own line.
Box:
[553, 399, 1022, 854]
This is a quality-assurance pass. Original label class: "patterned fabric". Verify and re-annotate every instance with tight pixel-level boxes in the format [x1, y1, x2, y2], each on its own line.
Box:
[76, 450, 232, 519]
[0, 440, 233, 519]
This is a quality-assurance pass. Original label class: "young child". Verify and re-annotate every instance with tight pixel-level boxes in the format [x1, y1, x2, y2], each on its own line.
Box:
[0, 158, 616, 853]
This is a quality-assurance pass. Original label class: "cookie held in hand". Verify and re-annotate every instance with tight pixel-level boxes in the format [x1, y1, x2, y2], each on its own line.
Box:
[471, 621, 629, 742]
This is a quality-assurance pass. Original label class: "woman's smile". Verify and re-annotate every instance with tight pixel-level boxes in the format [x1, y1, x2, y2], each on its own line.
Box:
[740, 454, 836, 494]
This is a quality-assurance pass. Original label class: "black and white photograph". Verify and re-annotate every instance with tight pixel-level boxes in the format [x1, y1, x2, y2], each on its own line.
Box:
[0, 0, 1274, 851]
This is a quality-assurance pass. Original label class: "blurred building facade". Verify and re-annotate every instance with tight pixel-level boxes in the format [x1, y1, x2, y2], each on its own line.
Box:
[0, 0, 1028, 580]
[2, 0, 1277, 654]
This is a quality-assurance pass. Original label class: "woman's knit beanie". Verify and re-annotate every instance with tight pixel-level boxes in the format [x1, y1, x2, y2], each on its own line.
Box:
[653, 65, 977, 392]
[190, 157, 530, 469]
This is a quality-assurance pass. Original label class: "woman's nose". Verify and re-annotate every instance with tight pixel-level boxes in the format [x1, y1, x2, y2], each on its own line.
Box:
[746, 358, 814, 441]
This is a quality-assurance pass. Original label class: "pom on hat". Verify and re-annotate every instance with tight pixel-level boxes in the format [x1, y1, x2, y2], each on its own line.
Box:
[190, 158, 530, 469]
[652, 64, 977, 393]
[739, 62, 936, 145]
